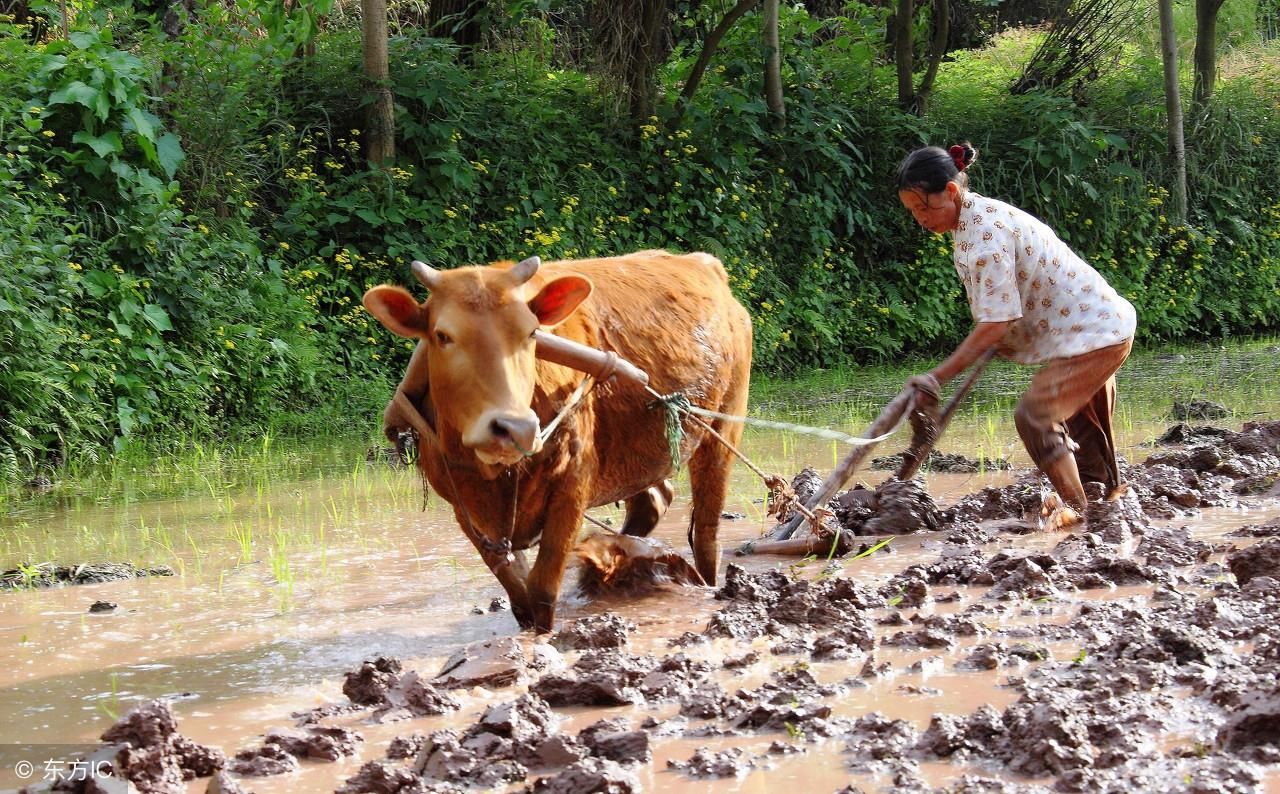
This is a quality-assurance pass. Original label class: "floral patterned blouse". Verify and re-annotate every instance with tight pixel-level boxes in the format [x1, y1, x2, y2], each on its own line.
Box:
[951, 192, 1136, 364]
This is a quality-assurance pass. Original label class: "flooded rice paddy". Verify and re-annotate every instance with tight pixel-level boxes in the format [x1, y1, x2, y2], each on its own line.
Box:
[1, 339, 1279, 793]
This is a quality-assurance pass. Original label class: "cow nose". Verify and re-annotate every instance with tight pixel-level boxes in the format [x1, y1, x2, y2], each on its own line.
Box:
[489, 414, 539, 453]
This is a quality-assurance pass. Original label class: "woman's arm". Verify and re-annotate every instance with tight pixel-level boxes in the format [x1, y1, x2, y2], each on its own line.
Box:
[922, 320, 1015, 388]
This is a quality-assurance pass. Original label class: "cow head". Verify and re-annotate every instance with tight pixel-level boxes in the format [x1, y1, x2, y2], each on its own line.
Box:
[363, 256, 593, 469]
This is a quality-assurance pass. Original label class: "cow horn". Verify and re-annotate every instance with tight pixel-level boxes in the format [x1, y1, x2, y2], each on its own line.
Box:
[411, 260, 442, 290]
[510, 255, 540, 285]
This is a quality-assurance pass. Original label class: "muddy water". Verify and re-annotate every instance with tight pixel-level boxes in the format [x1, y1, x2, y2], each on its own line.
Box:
[2, 348, 1280, 791]
[2, 455, 1279, 791]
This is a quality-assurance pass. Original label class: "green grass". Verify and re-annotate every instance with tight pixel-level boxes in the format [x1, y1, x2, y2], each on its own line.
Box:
[1, 336, 1276, 589]
[750, 335, 1280, 447]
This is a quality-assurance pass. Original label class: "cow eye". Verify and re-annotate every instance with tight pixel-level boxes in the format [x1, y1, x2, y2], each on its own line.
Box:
[435, 330, 452, 347]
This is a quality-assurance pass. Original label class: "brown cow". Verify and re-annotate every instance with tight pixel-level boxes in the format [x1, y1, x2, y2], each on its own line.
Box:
[362, 250, 752, 632]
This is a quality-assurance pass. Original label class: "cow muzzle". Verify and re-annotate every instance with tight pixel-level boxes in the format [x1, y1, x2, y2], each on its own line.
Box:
[465, 409, 542, 465]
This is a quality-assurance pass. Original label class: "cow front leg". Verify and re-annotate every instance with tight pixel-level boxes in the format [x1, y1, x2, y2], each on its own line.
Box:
[453, 511, 535, 628]
[492, 555, 536, 629]
[526, 494, 589, 633]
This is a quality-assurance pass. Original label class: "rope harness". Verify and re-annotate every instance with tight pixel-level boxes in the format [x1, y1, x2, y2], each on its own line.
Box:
[643, 385, 909, 531]
[393, 373, 599, 574]
[392, 348, 916, 558]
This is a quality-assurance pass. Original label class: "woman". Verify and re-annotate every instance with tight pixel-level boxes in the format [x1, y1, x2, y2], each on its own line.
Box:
[897, 143, 1136, 528]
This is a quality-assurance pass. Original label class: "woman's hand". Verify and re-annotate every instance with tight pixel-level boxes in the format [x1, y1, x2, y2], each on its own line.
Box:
[905, 372, 941, 400]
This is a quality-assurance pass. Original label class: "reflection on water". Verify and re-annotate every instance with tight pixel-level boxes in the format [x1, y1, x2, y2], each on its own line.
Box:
[1, 338, 1278, 791]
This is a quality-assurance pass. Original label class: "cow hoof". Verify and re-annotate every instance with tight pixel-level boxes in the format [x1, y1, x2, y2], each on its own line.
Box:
[512, 608, 536, 630]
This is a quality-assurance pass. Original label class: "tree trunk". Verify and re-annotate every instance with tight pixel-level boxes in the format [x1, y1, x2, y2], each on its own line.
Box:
[894, 0, 915, 112]
[627, 0, 667, 124]
[763, 0, 785, 127]
[427, 0, 483, 59]
[913, 0, 949, 115]
[1158, 0, 1187, 222]
[362, 0, 395, 165]
[672, 0, 760, 123]
[1193, 0, 1225, 108]
[0, 0, 48, 41]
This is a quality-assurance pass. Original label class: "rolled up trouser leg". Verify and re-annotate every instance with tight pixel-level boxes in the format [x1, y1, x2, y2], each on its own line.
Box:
[1014, 340, 1133, 511]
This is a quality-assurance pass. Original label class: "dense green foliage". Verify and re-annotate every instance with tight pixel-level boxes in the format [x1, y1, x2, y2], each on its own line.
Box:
[0, 13, 340, 476]
[2, 1, 1279, 479]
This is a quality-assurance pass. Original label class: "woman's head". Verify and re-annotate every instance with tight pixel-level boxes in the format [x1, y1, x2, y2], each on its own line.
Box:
[896, 143, 978, 234]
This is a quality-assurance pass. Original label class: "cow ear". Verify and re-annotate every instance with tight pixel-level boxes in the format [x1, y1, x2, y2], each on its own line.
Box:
[363, 285, 428, 338]
[528, 276, 592, 327]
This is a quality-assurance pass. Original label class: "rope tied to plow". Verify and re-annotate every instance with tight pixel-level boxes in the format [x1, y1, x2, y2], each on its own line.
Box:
[648, 391, 692, 469]
[646, 389, 903, 472]
[643, 384, 911, 538]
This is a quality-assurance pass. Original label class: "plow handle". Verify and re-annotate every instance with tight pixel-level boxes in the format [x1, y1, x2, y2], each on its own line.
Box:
[772, 386, 916, 541]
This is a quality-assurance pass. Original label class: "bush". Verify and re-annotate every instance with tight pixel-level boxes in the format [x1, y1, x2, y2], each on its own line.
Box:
[0, 12, 359, 477]
[2, 4, 1279, 480]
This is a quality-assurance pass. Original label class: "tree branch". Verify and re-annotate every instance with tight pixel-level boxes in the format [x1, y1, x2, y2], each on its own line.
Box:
[672, 0, 761, 123]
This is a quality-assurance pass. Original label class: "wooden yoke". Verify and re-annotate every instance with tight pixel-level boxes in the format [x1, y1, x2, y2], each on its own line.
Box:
[534, 330, 650, 386]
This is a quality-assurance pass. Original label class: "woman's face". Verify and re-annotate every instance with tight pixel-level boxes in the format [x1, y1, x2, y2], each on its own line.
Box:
[898, 182, 961, 234]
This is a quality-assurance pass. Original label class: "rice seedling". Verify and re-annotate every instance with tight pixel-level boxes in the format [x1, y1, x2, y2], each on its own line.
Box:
[229, 519, 253, 563]
[97, 673, 121, 721]
[268, 537, 293, 595]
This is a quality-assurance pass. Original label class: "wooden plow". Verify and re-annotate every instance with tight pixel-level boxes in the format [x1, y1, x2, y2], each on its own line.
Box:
[530, 330, 995, 559]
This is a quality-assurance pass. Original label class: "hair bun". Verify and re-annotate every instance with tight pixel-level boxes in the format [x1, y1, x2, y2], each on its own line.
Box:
[948, 143, 977, 171]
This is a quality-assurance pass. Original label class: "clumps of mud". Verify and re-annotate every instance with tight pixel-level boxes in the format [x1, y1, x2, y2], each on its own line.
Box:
[707, 565, 881, 663]
[17, 700, 225, 794]
[1, 561, 175, 590]
[228, 726, 363, 776]
[341, 644, 566, 723]
[706, 535, 1280, 791]
[324, 419, 1280, 793]
[1227, 537, 1280, 585]
[1172, 399, 1230, 420]
[762, 420, 1280, 557]
[1139, 420, 1280, 502]
[343, 656, 405, 705]
[667, 746, 764, 778]
[530, 649, 718, 707]
[436, 636, 560, 690]
[336, 640, 864, 791]
[548, 613, 633, 652]
[1229, 516, 1280, 538]
[927, 569, 1280, 790]
[871, 450, 1012, 473]
[336, 694, 652, 793]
